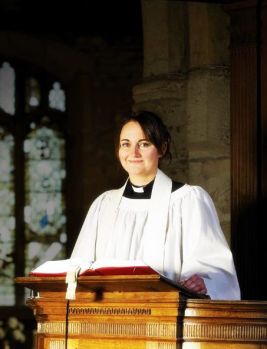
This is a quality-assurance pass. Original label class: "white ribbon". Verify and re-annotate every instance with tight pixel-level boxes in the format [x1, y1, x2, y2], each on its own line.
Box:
[65, 264, 81, 300]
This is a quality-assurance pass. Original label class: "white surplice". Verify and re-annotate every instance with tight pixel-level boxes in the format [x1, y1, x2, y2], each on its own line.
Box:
[71, 169, 240, 300]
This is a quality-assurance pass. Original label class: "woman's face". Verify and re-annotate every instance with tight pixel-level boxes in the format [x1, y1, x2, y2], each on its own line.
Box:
[118, 121, 161, 185]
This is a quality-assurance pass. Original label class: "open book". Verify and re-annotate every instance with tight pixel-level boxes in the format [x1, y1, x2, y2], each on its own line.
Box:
[30, 258, 158, 277]
[29, 258, 210, 301]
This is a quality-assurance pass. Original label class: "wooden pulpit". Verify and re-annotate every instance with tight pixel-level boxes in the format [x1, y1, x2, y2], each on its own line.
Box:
[16, 274, 267, 349]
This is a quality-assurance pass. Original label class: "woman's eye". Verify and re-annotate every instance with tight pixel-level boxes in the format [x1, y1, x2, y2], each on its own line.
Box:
[120, 142, 130, 148]
[139, 142, 151, 148]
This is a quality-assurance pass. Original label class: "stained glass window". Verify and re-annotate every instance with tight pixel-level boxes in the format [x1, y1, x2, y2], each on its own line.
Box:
[48, 82, 66, 112]
[25, 78, 41, 111]
[0, 127, 15, 305]
[0, 59, 67, 306]
[24, 124, 67, 275]
[0, 62, 15, 115]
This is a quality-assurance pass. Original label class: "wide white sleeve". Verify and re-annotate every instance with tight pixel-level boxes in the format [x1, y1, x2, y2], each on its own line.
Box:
[180, 186, 241, 300]
[70, 193, 106, 261]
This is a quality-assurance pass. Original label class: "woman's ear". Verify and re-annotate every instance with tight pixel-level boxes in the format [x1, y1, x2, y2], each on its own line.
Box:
[159, 142, 168, 157]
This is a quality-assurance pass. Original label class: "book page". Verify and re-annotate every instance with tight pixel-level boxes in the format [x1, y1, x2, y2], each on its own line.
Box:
[30, 258, 93, 276]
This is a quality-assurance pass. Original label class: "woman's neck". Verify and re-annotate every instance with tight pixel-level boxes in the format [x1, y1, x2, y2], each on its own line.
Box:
[129, 173, 156, 187]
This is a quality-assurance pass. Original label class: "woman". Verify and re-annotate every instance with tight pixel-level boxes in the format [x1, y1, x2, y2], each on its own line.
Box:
[71, 111, 240, 300]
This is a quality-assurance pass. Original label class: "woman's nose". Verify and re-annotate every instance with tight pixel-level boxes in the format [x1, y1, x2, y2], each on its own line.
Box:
[131, 144, 141, 156]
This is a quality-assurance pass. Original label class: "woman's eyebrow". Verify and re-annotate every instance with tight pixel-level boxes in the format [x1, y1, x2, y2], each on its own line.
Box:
[120, 138, 148, 141]
[120, 138, 149, 143]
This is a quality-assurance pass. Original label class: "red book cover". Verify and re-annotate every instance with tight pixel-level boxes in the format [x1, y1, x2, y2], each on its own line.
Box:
[80, 265, 157, 276]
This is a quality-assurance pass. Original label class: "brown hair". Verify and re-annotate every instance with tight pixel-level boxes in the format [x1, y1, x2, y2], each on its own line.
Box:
[116, 110, 172, 160]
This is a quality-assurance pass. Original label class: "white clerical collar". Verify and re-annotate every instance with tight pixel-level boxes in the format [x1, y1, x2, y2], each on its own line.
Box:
[131, 185, 144, 193]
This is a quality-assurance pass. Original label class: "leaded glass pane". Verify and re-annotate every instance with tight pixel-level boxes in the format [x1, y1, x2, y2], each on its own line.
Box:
[0, 62, 15, 115]
[24, 126, 65, 160]
[48, 82, 66, 112]
[24, 125, 66, 275]
[25, 78, 41, 110]
[25, 240, 65, 276]
[0, 127, 15, 305]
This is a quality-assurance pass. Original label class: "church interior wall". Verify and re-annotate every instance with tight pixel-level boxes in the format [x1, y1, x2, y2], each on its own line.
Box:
[134, 0, 231, 242]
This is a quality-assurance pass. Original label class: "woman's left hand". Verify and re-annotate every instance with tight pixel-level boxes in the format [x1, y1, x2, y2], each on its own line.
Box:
[180, 274, 207, 295]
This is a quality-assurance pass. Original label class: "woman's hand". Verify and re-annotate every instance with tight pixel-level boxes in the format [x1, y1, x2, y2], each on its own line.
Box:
[180, 274, 207, 295]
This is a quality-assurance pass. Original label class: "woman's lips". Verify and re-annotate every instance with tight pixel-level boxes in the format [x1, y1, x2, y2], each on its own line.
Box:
[128, 159, 143, 163]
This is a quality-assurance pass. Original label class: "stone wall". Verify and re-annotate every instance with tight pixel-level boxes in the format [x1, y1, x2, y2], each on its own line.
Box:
[133, 0, 231, 242]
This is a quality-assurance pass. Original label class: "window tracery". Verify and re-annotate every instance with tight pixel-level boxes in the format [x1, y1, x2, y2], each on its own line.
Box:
[0, 60, 67, 305]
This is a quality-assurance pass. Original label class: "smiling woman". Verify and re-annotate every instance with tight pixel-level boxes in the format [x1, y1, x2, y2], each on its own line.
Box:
[117, 111, 171, 186]
[71, 110, 241, 300]
[118, 121, 161, 185]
